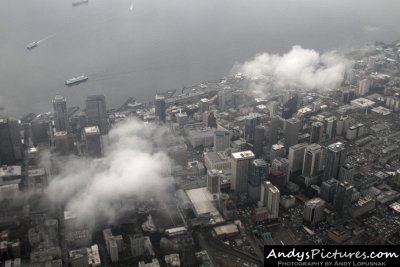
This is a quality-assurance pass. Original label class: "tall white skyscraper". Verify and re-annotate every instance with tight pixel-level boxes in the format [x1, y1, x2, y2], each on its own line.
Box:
[231, 151, 255, 193]
[302, 143, 323, 178]
[260, 181, 280, 219]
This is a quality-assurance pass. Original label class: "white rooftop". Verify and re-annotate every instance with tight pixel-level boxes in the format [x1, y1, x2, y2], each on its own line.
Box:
[84, 126, 100, 135]
[231, 150, 255, 160]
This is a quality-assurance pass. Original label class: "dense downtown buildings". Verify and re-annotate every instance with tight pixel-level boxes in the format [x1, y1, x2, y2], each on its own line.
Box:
[3, 39, 400, 266]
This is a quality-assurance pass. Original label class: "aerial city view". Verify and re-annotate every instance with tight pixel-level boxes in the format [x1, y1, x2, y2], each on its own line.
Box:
[1, 0, 400, 267]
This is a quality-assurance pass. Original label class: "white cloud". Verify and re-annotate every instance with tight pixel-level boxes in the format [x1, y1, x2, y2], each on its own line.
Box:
[232, 45, 350, 97]
[45, 119, 173, 225]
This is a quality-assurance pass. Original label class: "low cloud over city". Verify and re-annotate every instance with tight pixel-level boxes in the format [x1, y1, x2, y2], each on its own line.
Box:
[232, 46, 351, 97]
[45, 119, 173, 225]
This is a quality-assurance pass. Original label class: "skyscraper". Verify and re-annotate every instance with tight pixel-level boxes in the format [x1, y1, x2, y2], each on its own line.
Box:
[302, 144, 323, 178]
[324, 116, 337, 140]
[207, 169, 221, 194]
[260, 181, 280, 219]
[324, 142, 346, 181]
[288, 143, 307, 181]
[231, 150, 255, 193]
[248, 159, 268, 200]
[282, 91, 298, 119]
[253, 125, 265, 158]
[198, 98, 210, 114]
[244, 113, 263, 143]
[320, 178, 339, 203]
[310, 121, 323, 144]
[86, 95, 108, 134]
[304, 198, 325, 226]
[284, 118, 300, 151]
[214, 130, 230, 152]
[154, 94, 166, 123]
[82, 126, 103, 158]
[334, 181, 353, 216]
[52, 95, 69, 132]
[0, 118, 22, 165]
[54, 131, 71, 156]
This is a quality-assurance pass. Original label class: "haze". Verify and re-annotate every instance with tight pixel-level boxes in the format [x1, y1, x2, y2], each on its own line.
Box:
[1, 0, 400, 116]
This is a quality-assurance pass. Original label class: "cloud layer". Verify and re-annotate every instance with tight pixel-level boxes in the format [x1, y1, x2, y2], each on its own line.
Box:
[232, 45, 350, 97]
[45, 119, 173, 225]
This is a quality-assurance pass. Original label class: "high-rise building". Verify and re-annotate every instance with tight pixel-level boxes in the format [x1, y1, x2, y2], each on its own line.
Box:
[218, 86, 232, 110]
[253, 125, 265, 158]
[52, 95, 69, 133]
[82, 126, 103, 158]
[356, 79, 371, 96]
[302, 144, 323, 178]
[54, 131, 71, 156]
[284, 118, 300, 151]
[214, 130, 230, 152]
[207, 169, 221, 194]
[86, 95, 108, 134]
[231, 151, 255, 193]
[324, 116, 337, 140]
[244, 113, 263, 143]
[288, 143, 307, 181]
[334, 181, 353, 216]
[269, 115, 283, 145]
[198, 98, 210, 114]
[260, 181, 280, 219]
[304, 198, 326, 226]
[339, 163, 355, 184]
[0, 118, 22, 165]
[320, 178, 339, 203]
[324, 142, 346, 181]
[248, 159, 268, 200]
[310, 121, 323, 144]
[154, 94, 166, 123]
[282, 91, 298, 119]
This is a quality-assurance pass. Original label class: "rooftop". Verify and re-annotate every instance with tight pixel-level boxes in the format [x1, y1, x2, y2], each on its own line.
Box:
[84, 126, 100, 135]
[231, 150, 255, 160]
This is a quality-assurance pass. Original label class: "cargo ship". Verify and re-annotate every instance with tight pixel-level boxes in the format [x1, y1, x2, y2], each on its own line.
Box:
[26, 42, 38, 50]
[65, 75, 88, 86]
[72, 0, 89, 6]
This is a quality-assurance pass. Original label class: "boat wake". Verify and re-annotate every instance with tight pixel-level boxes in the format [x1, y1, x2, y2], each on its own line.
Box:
[37, 33, 56, 44]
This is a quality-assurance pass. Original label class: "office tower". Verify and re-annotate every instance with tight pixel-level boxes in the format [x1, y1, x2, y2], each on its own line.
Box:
[260, 181, 280, 219]
[232, 90, 244, 108]
[284, 118, 300, 151]
[53, 131, 71, 156]
[310, 121, 323, 144]
[356, 79, 371, 96]
[31, 119, 51, 145]
[86, 95, 108, 134]
[154, 94, 166, 123]
[244, 113, 263, 143]
[82, 126, 103, 158]
[218, 86, 232, 110]
[324, 142, 346, 181]
[231, 151, 255, 193]
[282, 91, 298, 119]
[324, 116, 337, 140]
[181, 237, 196, 267]
[270, 144, 285, 162]
[214, 130, 230, 152]
[167, 144, 188, 169]
[334, 181, 354, 216]
[207, 169, 220, 194]
[248, 159, 268, 200]
[52, 95, 69, 132]
[176, 112, 188, 126]
[339, 163, 355, 184]
[198, 98, 210, 114]
[320, 178, 339, 203]
[269, 115, 282, 145]
[302, 144, 323, 178]
[253, 125, 265, 158]
[288, 143, 307, 178]
[0, 118, 22, 165]
[304, 198, 326, 226]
